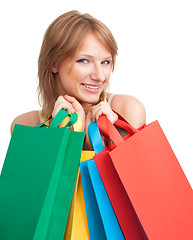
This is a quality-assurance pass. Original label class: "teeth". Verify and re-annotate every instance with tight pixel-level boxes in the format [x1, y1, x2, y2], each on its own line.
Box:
[82, 84, 99, 89]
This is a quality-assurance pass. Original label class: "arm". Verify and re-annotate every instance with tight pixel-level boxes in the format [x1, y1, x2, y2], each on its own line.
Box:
[10, 111, 40, 134]
[110, 94, 146, 129]
[84, 94, 145, 148]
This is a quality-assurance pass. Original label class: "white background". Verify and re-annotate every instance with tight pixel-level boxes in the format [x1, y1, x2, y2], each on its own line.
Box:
[0, 0, 193, 187]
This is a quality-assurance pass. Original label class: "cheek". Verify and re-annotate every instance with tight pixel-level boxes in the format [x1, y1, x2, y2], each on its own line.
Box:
[104, 72, 111, 89]
[71, 66, 89, 81]
[105, 69, 111, 81]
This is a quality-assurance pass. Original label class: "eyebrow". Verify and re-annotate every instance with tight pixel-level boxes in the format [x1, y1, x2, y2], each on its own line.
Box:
[77, 54, 112, 59]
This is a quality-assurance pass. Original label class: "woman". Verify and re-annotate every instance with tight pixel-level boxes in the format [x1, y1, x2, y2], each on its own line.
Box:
[11, 10, 146, 149]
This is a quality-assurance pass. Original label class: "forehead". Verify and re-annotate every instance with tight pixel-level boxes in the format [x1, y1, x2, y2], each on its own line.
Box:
[75, 31, 111, 58]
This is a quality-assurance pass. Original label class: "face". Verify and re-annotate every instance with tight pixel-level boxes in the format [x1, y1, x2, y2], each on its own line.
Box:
[53, 31, 112, 105]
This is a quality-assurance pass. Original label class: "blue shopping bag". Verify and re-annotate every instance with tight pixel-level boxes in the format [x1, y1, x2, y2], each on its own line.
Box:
[80, 121, 124, 240]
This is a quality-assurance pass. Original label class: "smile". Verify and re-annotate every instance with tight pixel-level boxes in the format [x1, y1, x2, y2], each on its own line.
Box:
[81, 83, 101, 93]
[81, 84, 100, 89]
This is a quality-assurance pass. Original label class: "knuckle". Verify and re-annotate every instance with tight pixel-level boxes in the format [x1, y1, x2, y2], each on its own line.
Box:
[71, 96, 76, 101]
[58, 95, 64, 100]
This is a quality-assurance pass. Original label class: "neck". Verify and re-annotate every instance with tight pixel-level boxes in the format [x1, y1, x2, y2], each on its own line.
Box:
[81, 102, 93, 115]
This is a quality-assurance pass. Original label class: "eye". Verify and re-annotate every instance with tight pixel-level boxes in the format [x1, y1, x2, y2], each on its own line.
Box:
[77, 59, 88, 63]
[101, 60, 110, 65]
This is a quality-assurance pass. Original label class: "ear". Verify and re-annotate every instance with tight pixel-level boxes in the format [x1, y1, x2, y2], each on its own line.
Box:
[51, 65, 58, 73]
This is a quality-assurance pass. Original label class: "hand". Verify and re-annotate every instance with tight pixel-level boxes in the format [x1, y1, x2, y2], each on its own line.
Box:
[84, 101, 118, 150]
[52, 95, 86, 130]
[89, 101, 118, 124]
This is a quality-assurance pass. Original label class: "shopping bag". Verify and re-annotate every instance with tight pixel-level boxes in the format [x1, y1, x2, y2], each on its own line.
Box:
[95, 115, 193, 240]
[63, 151, 94, 239]
[80, 121, 125, 240]
[89, 118, 145, 239]
[51, 109, 91, 240]
[0, 109, 85, 240]
[59, 109, 90, 240]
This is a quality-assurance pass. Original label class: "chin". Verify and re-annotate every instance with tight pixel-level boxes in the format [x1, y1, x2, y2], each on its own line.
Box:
[79, 94, 101, 104]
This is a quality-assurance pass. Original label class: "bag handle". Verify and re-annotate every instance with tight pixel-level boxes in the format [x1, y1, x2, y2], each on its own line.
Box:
[88, 121, 103, 154]
[50, 109, 78, 128]
[58, 110, 82, 132]
[97, 115, 124, 146]
[114, 117, 139, 135]
[36, 109, 80, 130]
[88, 117, 127, 153]
[89, 113, 141, 150]
[97, 115, 140, 147]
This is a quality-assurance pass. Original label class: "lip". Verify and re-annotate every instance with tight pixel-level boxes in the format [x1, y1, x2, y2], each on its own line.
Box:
[81, 83, 102, 93]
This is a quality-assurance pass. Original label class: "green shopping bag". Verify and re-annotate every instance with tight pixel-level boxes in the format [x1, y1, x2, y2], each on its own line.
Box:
[0, 109, 85, 240]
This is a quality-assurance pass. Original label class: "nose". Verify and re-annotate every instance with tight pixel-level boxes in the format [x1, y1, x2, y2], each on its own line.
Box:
[90, 64, 105, 82]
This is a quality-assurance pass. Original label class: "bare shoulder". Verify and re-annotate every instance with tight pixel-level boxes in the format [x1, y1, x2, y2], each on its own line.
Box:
[109, 94, 146, 129]
[11, 110, 40, 134]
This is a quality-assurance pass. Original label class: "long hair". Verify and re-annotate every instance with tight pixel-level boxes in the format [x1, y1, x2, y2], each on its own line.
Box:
[37, 10, 118, 119]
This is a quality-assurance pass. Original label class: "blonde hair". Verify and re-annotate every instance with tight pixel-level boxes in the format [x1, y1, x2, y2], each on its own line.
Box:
[38, 10, 118, 119]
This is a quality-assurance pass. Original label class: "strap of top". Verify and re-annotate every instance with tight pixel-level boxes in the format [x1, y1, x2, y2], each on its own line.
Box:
[107, 94, 115, 106]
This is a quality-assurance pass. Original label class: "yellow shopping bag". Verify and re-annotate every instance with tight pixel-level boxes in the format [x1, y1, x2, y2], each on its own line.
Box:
[64, 151, 95, 240]
[59, 112, 94, 239]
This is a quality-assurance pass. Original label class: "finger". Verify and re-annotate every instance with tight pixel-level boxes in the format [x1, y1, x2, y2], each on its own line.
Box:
[57, 95, 65, 101]
[92, 108, 110, 122]
[95, 101, 109, 108]
[63, 95, 86, 129]
[52, 101, 75, 118]
[63, 95, 83, 111]
[91, 101, 110, 113]
[91, 105, 110, 121]
[92, 104, 118, 124]
[108, 112, 118, 124]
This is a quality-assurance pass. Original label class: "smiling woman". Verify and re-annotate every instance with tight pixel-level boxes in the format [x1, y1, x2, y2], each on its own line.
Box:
[11, 10, 146, 149]
[52, 31, 112, 106]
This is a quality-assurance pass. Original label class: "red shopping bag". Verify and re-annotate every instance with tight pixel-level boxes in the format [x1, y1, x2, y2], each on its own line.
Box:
[95, 115, 193, 240]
